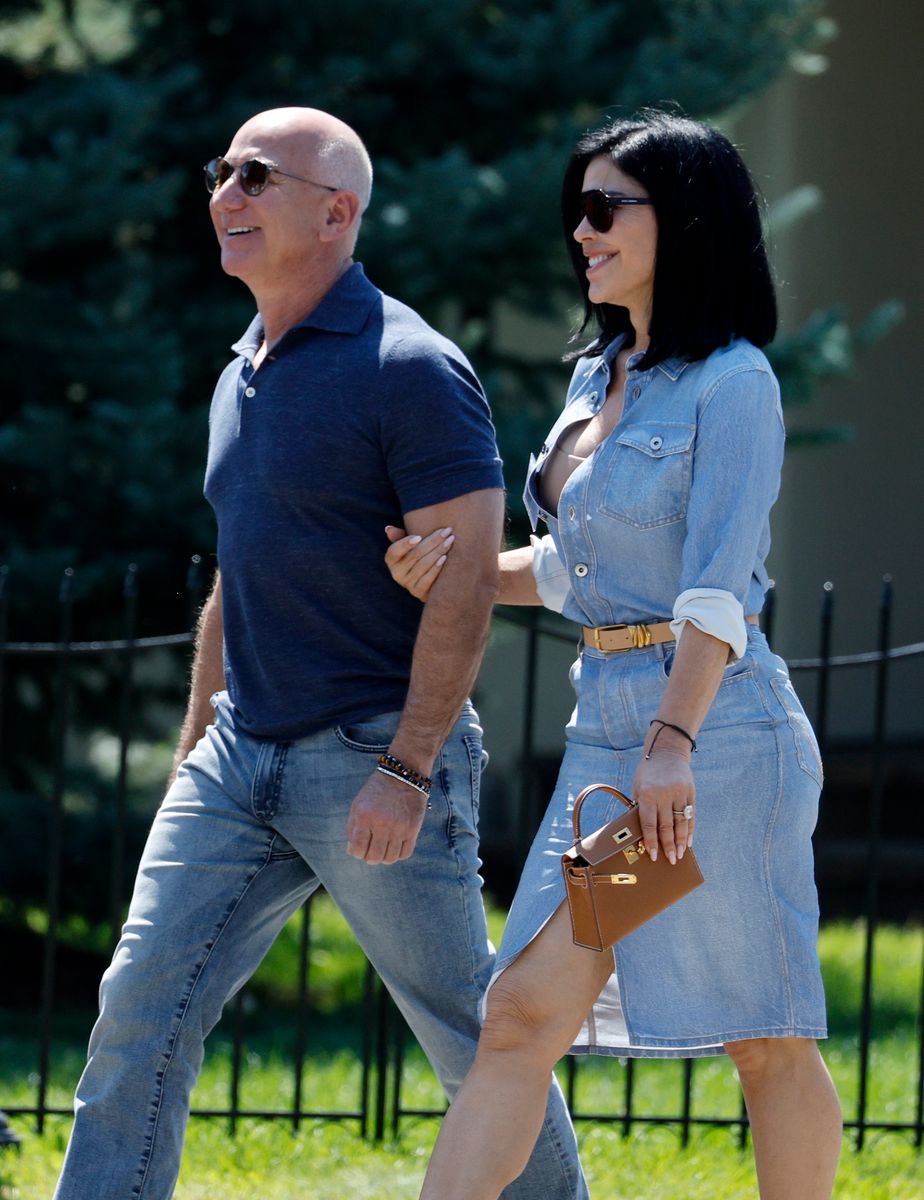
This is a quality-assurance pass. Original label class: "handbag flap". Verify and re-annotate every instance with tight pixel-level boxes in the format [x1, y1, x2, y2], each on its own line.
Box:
[565, 806, 644, 868]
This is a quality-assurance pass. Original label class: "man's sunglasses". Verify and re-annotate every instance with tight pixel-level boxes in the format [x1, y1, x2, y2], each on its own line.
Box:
[580, 189, 654, 233]
[204, 157, 339, 197]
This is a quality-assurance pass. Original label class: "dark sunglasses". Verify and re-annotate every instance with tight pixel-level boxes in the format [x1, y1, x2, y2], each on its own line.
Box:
[204, 156, 339, 197]
[579, 188, 654, 233]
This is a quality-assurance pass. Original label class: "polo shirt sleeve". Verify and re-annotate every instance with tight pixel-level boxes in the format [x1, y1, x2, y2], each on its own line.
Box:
[380, 334, 505, 514]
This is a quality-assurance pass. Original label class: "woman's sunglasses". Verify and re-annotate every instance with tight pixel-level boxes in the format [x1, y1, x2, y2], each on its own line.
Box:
[579, 189, 654, 233]
[203, 156, 339, 197]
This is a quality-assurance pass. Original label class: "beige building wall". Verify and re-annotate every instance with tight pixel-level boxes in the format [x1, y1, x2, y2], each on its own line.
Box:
[733, 0, 923, 735]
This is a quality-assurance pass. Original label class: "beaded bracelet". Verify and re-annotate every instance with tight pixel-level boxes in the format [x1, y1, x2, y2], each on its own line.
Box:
[645, 719, 698, 759]
[376, 753, 432, 798]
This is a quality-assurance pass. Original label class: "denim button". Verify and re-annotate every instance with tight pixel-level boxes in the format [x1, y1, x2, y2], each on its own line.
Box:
[574, 563, 589, 577]
[649, 434, 663, 450]
[244, 386, 256, 398]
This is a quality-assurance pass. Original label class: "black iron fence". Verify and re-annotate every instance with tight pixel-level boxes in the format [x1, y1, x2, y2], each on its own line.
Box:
[0, 564, 922, 1150]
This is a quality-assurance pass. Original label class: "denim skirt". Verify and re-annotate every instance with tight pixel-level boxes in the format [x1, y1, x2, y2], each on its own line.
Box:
[492, 625, 828, 1059]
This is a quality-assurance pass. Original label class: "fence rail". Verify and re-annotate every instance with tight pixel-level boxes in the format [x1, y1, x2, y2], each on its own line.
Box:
[1, 562, 922, 1150]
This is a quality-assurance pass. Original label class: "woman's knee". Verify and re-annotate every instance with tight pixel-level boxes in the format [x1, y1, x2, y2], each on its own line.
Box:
[724, 1036, 820, 1082]
[479, 975, 571, 1064]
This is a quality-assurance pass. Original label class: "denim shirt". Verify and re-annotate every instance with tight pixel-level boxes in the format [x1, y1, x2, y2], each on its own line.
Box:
[524, 336, 785, 649]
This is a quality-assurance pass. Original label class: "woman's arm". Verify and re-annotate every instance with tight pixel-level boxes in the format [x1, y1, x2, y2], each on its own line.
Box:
[498, 545, 542, 605]
[632, 623, 729, 865]
[385, 526, 542, 605]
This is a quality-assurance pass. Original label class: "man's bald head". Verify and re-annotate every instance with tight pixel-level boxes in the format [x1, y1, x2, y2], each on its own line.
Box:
[233, 107, 373, 213]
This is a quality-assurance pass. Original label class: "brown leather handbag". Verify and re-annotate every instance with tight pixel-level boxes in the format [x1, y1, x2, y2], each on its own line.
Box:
[562, 783, 704, 952]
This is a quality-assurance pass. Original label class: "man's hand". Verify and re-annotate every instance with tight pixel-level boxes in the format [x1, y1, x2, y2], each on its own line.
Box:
[346, 771, 429, 864]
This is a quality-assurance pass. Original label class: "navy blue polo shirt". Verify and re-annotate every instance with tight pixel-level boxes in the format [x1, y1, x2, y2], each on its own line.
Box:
[203, 263, 504, 740]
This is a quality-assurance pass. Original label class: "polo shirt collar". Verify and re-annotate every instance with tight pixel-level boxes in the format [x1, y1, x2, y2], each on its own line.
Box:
[230, 261, 379, 356]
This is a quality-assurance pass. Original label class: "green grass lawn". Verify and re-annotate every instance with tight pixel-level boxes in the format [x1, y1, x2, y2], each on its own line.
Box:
[2, 905, 922, 1198]
[3, 1109, 922, 1199]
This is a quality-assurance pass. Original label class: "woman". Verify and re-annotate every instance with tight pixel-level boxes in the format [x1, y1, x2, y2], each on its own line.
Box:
[387, 112, 842, 1200]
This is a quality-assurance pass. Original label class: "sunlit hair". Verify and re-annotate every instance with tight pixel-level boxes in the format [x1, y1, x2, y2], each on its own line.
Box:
[562, 110, 777, 367]
[318, 134, 373, 213]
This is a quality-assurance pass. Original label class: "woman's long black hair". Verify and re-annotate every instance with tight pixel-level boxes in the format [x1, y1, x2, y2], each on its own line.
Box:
[562, 110, 777, 368]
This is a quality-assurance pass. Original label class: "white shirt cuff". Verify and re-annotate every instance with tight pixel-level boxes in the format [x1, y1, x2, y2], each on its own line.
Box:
[670, 588, 748, 661]
[530, 534, 571, 614]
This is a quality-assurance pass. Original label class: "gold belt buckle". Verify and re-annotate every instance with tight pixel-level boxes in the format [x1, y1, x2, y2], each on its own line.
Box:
[592, 623, 652, 652]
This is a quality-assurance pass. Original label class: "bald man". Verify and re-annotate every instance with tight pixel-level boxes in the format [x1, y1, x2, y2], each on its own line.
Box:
[54, 109, 588, 1199]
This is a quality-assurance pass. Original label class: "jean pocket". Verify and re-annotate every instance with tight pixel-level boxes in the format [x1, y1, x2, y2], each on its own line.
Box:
[462, 734, 487, 822]
[334, 711, 401, 754]
[769, 675, 824, 786]
[599, 421, 695, 529]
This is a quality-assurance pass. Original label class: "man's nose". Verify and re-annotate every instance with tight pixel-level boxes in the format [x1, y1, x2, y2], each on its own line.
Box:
[211, 175, 246, 209]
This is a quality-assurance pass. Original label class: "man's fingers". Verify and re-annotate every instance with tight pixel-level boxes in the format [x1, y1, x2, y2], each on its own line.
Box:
[363, 834, 391, 865]
[346, 826, 372, 860]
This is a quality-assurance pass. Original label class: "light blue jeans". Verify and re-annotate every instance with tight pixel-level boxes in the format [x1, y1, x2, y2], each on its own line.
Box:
[54, 695, 587, 1199]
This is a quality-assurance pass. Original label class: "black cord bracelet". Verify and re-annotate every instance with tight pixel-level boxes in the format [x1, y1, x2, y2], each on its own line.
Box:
[645, 719, 697, 759]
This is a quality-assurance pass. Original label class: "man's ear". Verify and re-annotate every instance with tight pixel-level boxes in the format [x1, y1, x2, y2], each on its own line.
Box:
[319, 191, 362, 241]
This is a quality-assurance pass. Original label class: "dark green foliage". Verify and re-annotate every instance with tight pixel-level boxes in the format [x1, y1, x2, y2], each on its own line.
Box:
[1, 0, 831, 628]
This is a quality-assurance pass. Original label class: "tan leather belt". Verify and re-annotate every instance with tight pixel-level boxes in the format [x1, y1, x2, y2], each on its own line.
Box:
[583, 615, 759, 653]
[582, 622, 675, 652]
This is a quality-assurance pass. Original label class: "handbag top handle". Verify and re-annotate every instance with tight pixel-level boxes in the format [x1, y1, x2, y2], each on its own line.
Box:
[572, 783, 635, 841]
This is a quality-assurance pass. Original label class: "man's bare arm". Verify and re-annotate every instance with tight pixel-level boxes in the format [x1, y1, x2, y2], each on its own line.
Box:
[346, 488, 504, 864]
[168, 572, 226, 785]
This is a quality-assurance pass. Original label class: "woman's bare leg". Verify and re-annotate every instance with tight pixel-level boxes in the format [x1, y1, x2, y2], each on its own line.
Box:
[725, 1037, 842, 1200]
[419, 904, 613, 1200]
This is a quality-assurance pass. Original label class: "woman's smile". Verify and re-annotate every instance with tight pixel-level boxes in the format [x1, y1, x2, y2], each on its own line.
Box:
[586, 252, 616, 273]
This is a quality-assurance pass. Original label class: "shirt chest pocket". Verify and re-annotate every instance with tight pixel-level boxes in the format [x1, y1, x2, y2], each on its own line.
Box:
[598, 421, 696, 529]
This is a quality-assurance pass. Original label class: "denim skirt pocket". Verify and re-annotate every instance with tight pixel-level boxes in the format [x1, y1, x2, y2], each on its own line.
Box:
[699, 653, 772, 731]
[769, 675, 824, 786]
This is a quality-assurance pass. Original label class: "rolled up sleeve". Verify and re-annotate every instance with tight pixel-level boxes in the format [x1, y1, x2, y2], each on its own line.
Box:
[672, 366, 785, 660]
[530, 533, 572, 613]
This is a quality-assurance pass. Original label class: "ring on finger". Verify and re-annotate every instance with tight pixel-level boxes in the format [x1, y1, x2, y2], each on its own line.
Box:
[672, 804, 694, 820]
